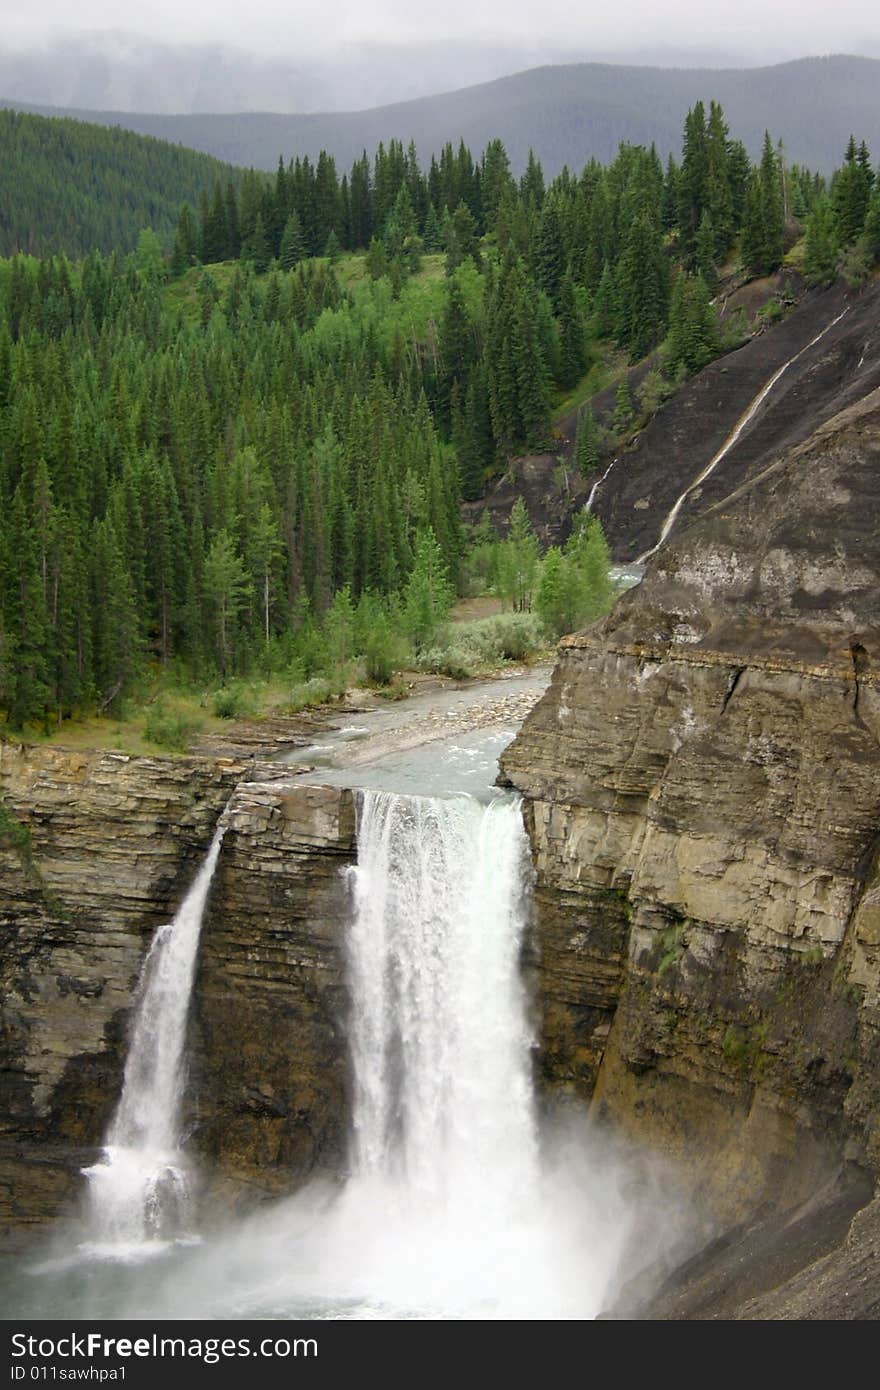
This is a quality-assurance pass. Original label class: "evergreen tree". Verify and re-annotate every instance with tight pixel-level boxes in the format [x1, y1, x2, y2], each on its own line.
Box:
[695, 209, 718, 293]
[557, 270, 586, 388]
[592, 262, 618, 338]
[241, 213, 271, 273]
[494, 498, 539, 613]
[279, 212, 305, 271]
[171, 203, 199, 275]
[203, 529, 249, 676]
[616, 213, 669, 360]
[804, 196, 839, 286]
[833, 135, 872, 245]
[402, 527, 454, 649]
[613, 379, 634, 434]
[742, 133, 785, 276]
[574, 407, 600, 474]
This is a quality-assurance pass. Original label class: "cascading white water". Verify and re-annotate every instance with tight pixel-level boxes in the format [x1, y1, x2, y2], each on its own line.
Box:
[348, 791, 537, 1207]
[586, 454, 618, 513]
[285, 786, 629, 1320]
[24, 776, 645, 1318]
[83, 822, 226, 1253]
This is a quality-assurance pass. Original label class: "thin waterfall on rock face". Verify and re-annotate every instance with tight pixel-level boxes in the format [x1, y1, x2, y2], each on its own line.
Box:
[347, 789, 538, 1212]
[83, 821, 227, 1252]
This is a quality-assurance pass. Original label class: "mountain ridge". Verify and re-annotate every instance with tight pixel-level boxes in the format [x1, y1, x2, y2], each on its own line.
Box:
[3, 54, 878, 175]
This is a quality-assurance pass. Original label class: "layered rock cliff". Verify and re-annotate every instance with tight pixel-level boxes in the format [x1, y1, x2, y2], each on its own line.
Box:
[0, 747, 354, 1238]
[502, 385, 880, 1227]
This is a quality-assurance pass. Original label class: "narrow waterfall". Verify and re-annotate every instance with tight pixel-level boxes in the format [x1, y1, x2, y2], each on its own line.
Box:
[347, 791, 537, 1207]
[637, 307, 850, 563]
[83, 821, 227, 1252]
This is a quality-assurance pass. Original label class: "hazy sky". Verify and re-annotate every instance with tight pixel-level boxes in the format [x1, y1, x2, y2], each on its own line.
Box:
[5, 0, 879, 59]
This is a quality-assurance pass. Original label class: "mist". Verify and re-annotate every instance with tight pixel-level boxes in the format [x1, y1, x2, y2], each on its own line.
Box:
[2, 2, 879, 116]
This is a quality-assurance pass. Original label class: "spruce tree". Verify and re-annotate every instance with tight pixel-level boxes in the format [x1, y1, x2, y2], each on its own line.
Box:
[557, 270, 586, 388]
[613, 379, 634, 434]
[279, 212, 305, 271]
[695, 209, 718, 293]
[574, 407, 600, 474]
[402, 527, 454, 649]
[804, 196, 839, 286]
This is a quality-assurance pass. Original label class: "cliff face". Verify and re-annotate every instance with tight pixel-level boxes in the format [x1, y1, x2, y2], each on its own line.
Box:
[502, 387, 880, 1220]
[0, 747, 354, 1237]
[189, 780, 354, 1207]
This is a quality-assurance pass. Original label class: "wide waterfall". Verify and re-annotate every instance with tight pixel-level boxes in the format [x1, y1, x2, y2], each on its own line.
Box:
[17, 760, 644, 1319]
[348, 790, 537, 1204]
[308, 788, 630, 1319]
[82, 822, 227, 1253]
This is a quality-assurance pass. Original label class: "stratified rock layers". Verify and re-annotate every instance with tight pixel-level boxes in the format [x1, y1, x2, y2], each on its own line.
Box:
[502, 388, 880, 1219]
[0, 748, 354, 1236]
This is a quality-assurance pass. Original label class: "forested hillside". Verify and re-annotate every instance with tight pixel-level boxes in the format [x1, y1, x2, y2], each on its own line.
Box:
[1, 100, 877, 733]
[6, 55, 879, 175]
[0, 108, 244, 257]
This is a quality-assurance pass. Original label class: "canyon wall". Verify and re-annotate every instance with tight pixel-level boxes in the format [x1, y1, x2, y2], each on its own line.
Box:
[0, 748, 354, 1239]
[502, 387, 880, 1220]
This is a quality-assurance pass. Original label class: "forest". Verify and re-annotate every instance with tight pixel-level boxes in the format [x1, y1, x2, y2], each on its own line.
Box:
[0, 107, 244, 258]
[1, 101, 878, 736]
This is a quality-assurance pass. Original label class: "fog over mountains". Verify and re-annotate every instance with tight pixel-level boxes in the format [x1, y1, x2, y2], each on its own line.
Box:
[4, 54, 879, 177]
[0, 32, 842, 115]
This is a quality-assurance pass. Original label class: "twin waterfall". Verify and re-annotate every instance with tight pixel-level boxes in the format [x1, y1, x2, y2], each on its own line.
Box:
[82, 785, 624, 1316]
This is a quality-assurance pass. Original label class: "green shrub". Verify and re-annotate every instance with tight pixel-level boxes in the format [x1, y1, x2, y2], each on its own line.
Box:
[0, 799, 32, 864]
[211, 683, 257, 720]
[416, 612, 544, 677]
[278, 675, 346, 714]
[143, 701, 203, 751]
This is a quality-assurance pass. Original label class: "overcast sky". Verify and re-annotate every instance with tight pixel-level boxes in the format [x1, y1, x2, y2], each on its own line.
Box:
[4, 0, 879, 59]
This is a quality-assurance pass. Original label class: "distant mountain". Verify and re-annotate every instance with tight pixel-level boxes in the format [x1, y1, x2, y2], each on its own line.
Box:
[0, 33, 783, 117]
[3, 56, 879, 176]
[0, 108, 242, 258]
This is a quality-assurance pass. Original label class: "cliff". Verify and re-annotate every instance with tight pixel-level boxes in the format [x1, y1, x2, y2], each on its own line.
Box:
[502, 386, 880, 1238]
[0, 747, 354, 1238]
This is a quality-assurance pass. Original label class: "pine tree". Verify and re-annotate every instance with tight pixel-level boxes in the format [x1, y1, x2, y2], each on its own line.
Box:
[574, 407, 600, 474]
[742, 133, 785, 276]
[616, 214, 669, 361]
[241, 213, 271, 273]
[203, 529, 250, 676]
[695, 209, 718, 293]
[592, 262, 618, 338]
[678, 101, 709, 262]
[557, 270, 586, 388]
[833, 135, 872, 245]
[170, 203, 199, 276]
[804, 196, 839, 286]
[402, 527, 454, 649]
[494, 498, 538, 612]
[864, 187, 880, 263]
[279, 213, 305, 271]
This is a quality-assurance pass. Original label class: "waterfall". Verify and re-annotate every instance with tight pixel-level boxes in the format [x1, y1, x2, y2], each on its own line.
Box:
[347, 791, 537, 1207]
[586, 454, 618, 513]
[27, 785, 638, 1317]
[83, 821, 226, 1252]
